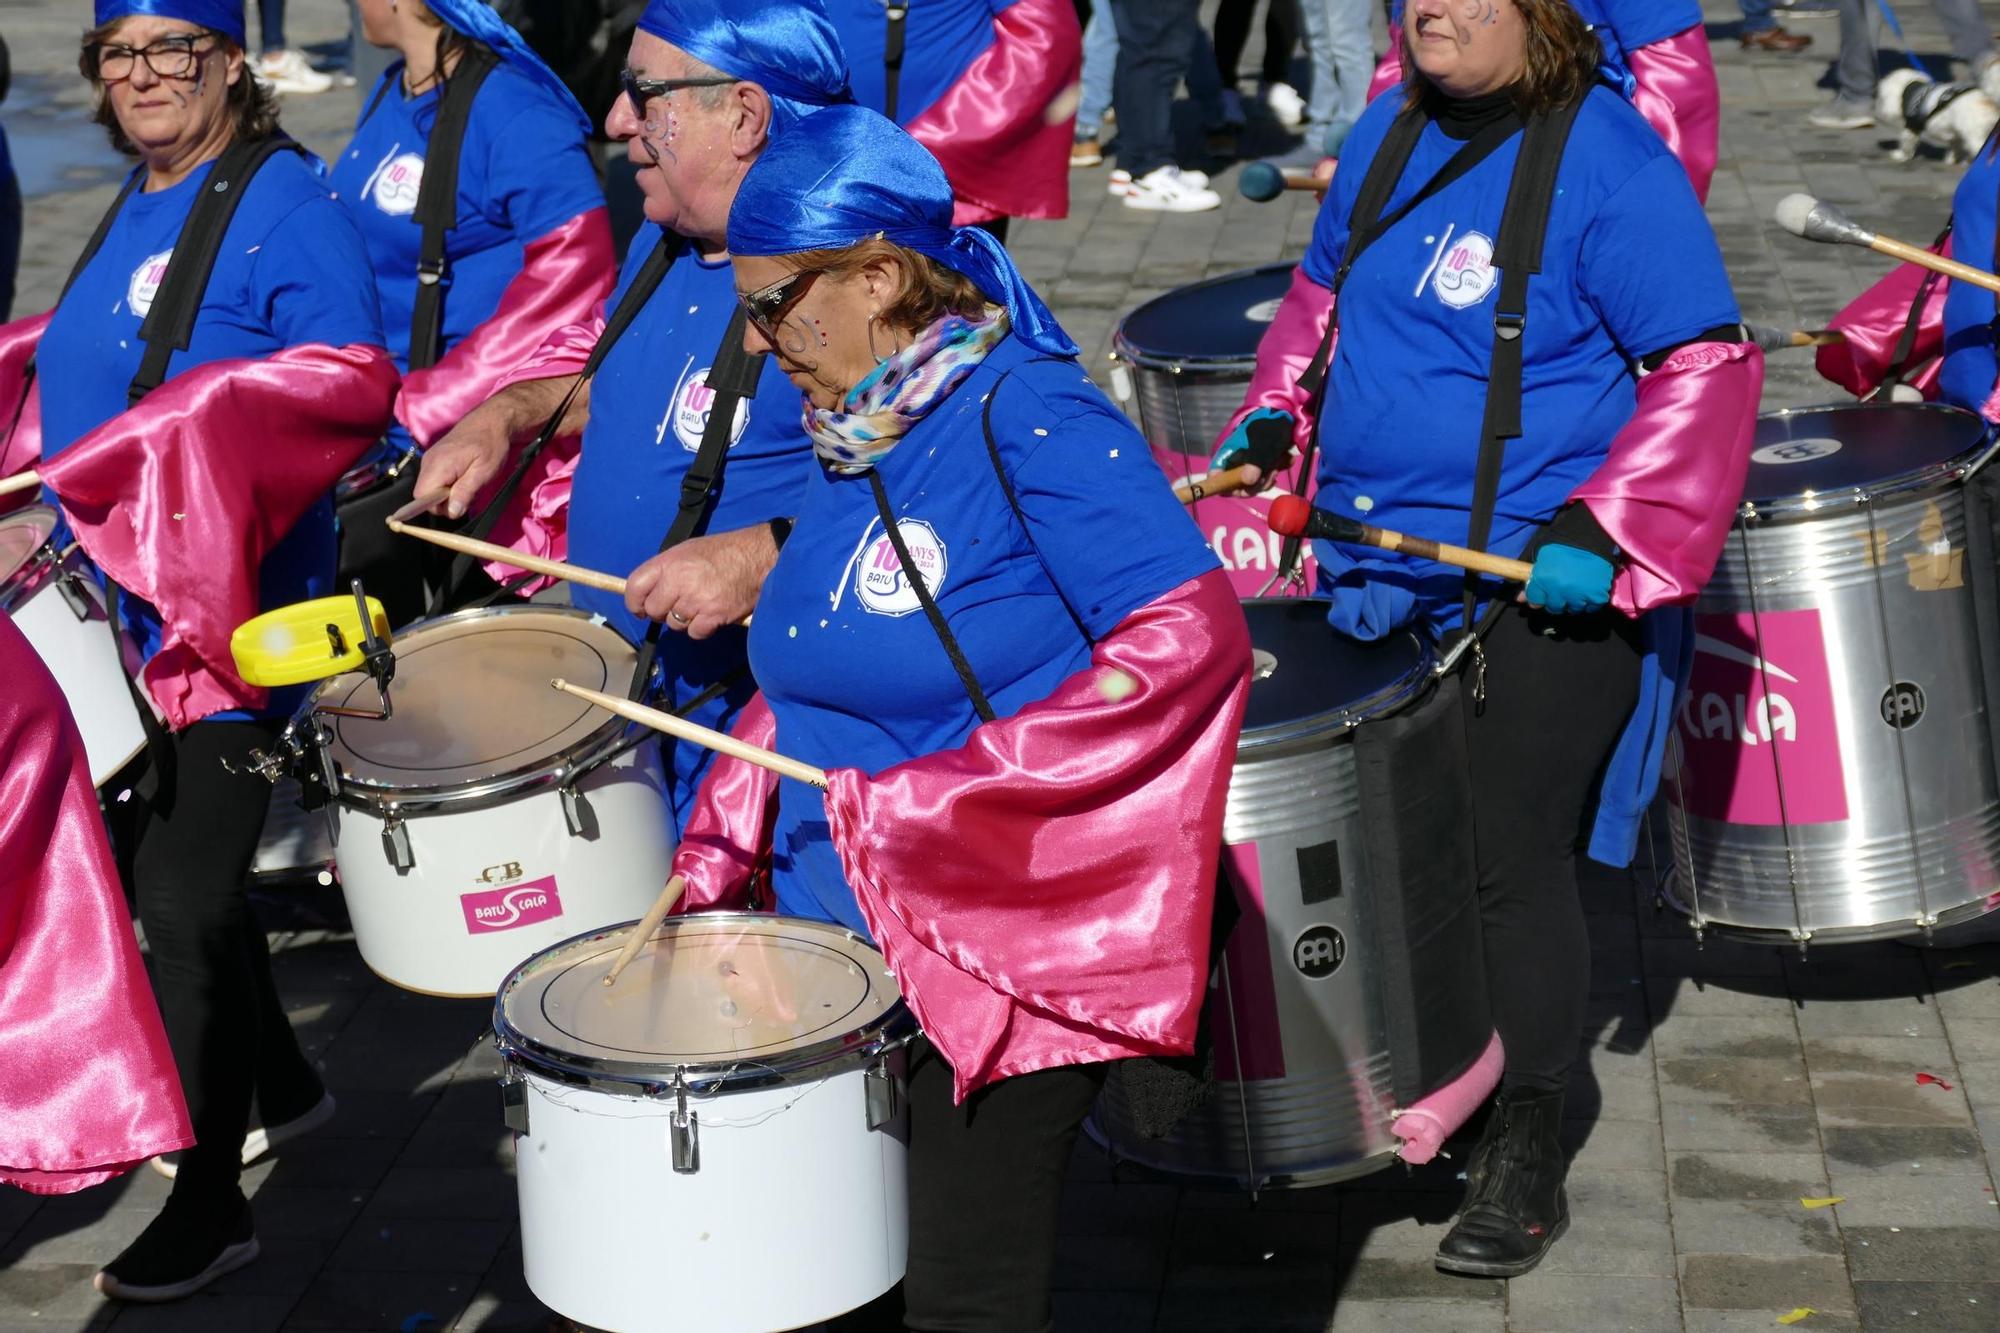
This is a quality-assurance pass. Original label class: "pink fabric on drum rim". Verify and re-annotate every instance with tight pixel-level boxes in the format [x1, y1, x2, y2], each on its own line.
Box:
[0, 614, 192, 1193]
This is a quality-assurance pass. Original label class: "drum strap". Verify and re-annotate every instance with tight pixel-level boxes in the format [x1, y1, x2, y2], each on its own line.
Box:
[882, 2, 909, 124]
[409, 46, 502, 374]
[1877, 218, 1954, 397]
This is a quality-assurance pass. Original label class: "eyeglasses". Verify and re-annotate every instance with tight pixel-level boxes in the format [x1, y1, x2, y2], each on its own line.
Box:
[738, 270, 823, 342]
[618, 67, 738, 112]
[92, 35, 215, 83]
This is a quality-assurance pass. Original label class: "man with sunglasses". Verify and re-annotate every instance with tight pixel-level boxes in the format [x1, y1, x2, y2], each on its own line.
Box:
[412, 0, 850, 835]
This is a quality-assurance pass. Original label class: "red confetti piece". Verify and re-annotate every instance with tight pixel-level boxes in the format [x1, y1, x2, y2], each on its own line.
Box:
[1916, 1072, 1954, 1090]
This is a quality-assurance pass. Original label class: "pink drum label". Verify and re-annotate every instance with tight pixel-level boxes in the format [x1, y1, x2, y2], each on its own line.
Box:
[460, 875, 564, 933]
[1676, 610, 1848, 825]
[1151, 447, 1319, 599]
[1214, 844, 1286, 1081]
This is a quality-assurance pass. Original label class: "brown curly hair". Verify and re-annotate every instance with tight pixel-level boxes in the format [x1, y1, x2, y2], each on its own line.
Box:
[80, 21, 280, 157]
[1400, 0, 1601, 118]
[779, 237, 993, 337]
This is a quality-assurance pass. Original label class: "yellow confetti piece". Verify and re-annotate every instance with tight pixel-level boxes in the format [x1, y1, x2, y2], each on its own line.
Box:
[1776, 1309, 1816, 1327]
[1800, 1196, 1844, 1210]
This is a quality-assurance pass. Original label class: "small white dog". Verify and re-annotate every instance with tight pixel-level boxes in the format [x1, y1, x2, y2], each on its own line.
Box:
[1875, 67, 2000, 164]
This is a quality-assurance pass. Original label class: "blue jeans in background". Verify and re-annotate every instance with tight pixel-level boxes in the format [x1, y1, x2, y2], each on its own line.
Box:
[1297, 0, 1373, 153]
[1082, 7, 1228, 142]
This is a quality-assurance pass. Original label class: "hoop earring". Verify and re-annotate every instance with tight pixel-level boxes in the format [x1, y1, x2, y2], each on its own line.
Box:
[867, 313, 889, 365]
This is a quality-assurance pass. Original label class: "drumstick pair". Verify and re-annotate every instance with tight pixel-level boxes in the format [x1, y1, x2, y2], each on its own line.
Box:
[0, 470, 41, 499]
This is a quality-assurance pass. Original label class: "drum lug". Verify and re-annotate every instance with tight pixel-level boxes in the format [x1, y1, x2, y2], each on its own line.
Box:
[499, 1074, 530, 1137]
[670, 1086, 700, 1174]
[381, 814, 413, 871]
[865, 1060, 900, 1131]
[559, 783, 594, 838]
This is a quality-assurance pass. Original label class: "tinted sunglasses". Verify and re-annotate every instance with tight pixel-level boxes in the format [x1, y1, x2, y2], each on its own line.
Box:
[739, 270, 824, 342]
[619, 67, 737, 112]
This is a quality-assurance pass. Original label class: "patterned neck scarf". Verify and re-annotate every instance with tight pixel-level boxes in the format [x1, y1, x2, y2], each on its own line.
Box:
[804, 309, 1010, 474]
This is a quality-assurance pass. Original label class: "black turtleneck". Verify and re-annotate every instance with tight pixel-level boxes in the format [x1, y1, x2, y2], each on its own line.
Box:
[1430, 84, 1522, 140]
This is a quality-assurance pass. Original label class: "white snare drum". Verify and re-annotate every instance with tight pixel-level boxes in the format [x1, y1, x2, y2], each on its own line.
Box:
[495, 914, 918, 1333]
[299, 605, 673, 996]
[0, 506, 147, 786]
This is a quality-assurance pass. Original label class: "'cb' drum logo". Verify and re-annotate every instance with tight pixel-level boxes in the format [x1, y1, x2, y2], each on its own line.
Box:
[857, 519, 948, 617]
[127, 250, 173, 318]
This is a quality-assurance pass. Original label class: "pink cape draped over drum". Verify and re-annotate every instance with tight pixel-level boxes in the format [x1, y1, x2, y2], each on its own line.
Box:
[906, 0, 1082, 226]
[0, 315, 398, 727]
[0, 615, 192, 1193]
[1816, 235, 1954, 406]
[674, 570, 1251, 1102]
[0, 311, 50, 514]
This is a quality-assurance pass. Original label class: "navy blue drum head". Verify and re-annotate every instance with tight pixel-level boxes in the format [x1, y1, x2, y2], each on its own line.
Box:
[1240, 599, 1432, 740]
[1744, 403, 1990, 506]
[1114, 264, 1297, 371]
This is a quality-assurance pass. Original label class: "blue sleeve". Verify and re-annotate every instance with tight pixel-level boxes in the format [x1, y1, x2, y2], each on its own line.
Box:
[1599, 0, 1703, 50]
[479, 95, 606, 243]
[1577, 154, 1739, 361]
[1000, 370, 1220, 638]
[252, 195, 387, 350]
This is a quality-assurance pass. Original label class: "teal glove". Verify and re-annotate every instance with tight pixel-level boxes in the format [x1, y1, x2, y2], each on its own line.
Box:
[1524, 544, 1614, 615]
[1209, 408, 1295, 473]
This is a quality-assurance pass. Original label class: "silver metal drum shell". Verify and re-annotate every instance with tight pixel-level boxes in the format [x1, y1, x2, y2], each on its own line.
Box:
[1667, 468, 2000, 941]
[1112, 335, 1254, 459]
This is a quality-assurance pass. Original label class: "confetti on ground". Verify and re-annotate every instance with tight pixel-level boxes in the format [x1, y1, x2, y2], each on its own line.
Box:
[1916, 1072, 1954, 1090]
[1776, 1310, 1816, 1327]
[1800, 1196, 1844, 1210]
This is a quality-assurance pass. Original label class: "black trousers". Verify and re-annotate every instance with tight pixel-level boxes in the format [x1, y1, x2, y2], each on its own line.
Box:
[1212, 0, 1300, 87]
[1108, 0, 1201, 178]
[1462, 604, 1642, 1092]
[123, 720, 323, 1209]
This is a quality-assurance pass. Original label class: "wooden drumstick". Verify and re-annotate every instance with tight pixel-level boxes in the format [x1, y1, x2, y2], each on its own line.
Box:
[1173, 464, 1261, 504]
[0, 469, 42, 498]
[550, 677, 827, 787]
[602, 873, 687, 987]
[1776, 194, 2000, 295]
[1787, 329, 1847, 348]
[1266, 496, 1536, 582]
[385, 516, 629, 594]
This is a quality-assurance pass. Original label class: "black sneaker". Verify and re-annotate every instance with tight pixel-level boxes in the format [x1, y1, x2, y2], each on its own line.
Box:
[94, 1196, 260, 1302]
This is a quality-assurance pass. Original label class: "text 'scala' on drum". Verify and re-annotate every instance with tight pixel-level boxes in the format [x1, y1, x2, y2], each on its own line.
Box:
[0, 506, 146, 785]
[1109, 265, 1319, 598]
[295, 605, 673, 996]
[495, 914, 918, 1333]
[1092, 600, 1492, 1189]
[1665, 403, 2000, 945]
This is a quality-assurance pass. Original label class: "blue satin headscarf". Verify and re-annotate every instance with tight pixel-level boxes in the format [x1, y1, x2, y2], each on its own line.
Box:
[728, 105, 1078, 359]
[94, 0, 246, 45]
[422, 0, 590, 135]
[635, 0, 852, 130]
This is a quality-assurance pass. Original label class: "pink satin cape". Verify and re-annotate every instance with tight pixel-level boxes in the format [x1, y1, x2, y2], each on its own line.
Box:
[38, 343, 398, 727]
[1571, 340, 1763, 614]
[0, 311, 50, 514]
[907, 0, 1082, 225]
[675, 571, 1252, 1102]
[0, 614, 191, 1193]
[673, 692, 781, 912]
[1818, 238, 1952, 404]
[1214, 265, 1334, 485]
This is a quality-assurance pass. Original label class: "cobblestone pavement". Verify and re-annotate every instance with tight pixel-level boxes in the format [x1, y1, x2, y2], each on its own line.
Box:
[6, 2, 2000, 1330]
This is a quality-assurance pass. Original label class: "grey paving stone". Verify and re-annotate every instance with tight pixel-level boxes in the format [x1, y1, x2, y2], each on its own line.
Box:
[1334, 1192, 1460, 1260]
[326, 1217, 509, 1275]
[103, 1290, 298, 1333]
[1501, 1271, 1681, 1333]
[1669, 1197, 1844, 1258]
[1658, 1054, 1814, 1108]
[1662, 1101, 1822, 1155]
[1324, 1299, 1504, 1332]
[1562, 1119, 1666, 1173]
[1846, 1225, 2000, 1283]
[362, 1167, 517, 1221]
[1534, 1170, 1674, 1279]
[1667, 1151, 1830, 1201]
[1851, 1280, 2000, 1332]
[284, 1267, 480, 1330]
[1811, 1176, 2000, 1230]
[1646, 1012, 1802, 1057]
[1681, 1313, 1859, 1333]
[1645, 977, 1788, 1019]
[1330, 1256, 1499, 1305]
[1789, 995, 1947, 1039]
[1679, 1254, 1856, 1315]
[1812, 1068, 1976, 1129]
[0, 1261, 110, 1323]
[1819, 1126, 1988, 1176]
[1168, 1197, 1341, 1266]
[1643, 937, 1789, 980]
[0, 1204, 153, 1268]
[247, 1187, 369, 1243]
[450, 1292, 568, 1333]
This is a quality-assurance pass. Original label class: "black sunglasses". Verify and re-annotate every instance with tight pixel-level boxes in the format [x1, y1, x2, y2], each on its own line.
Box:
[739, 270, 823, 342]
[619, 67, 738, 111]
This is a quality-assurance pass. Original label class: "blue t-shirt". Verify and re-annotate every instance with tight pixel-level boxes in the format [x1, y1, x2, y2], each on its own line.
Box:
[568, 225, 816, 830]
[38, 152, 385, 716]
[827, 0, 1010, 126]
[1941, 147, 2000, 412]
[1300, 87, 1738, 637]
[750, 337, 1220, 935]
[1578, 0, 1702, 54]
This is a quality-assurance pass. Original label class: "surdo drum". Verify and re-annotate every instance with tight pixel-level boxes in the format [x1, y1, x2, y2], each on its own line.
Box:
[1110, 265, 1319, 598]
[1665, 403, 2000, 943]
[1093, 600, 1491, 1188]
[285, 605, 672, 995]
[0, 505, 147, 785]
[495, 914, 917, 1333]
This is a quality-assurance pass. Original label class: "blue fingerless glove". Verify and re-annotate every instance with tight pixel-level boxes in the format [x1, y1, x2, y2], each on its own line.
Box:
[1524, 544, 1615, 615]
[1210, 408, 1295, 472]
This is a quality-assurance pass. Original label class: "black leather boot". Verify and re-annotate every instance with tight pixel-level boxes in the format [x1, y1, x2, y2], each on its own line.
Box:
[1434, 1085, 1569, 1278]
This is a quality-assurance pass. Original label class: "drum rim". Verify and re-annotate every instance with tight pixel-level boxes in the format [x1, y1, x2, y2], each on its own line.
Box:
[491, 912, 920, 1096]
[1109, 261, 1296, 373]
[1744, 402, 1997, 517]
[0, 505, 62, 609]
[1237, 599, 1436, 750]
[304, 603, 642, 808]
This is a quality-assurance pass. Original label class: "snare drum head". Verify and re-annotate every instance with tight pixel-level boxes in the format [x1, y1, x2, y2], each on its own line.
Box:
[0, 506, 55, 588]
[1746, 403, 1989, 506]
[317, 606, 636, 792]
[1240, 598, 1432, 742]
[1113, 264, 1296, 370]
[497, 914, 903, 1084]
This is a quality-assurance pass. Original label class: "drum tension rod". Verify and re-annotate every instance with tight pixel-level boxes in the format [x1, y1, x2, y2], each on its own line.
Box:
[670, 1078, 700, 1175]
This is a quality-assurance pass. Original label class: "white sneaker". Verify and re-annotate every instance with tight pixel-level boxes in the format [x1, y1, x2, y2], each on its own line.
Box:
[1110, 166, 1209, 197]
[1121, 165, 1223, 213]
[1264, 80, 1306, 129]
[150, 1091, 336, 1180]
[257, 48, 333, 95]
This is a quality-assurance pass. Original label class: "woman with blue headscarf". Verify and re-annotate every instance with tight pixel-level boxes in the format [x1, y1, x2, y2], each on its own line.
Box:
[331, 0, 611, 622]
[661, 104, 1248, 1328]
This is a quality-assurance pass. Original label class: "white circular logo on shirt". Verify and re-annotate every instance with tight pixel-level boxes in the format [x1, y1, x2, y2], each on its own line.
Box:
[1432, 230, 1498, 310]
[1752, 437, 1843, 466]
[372, 152, 426, 216]
[127, 250, 174, 318]
[856, 519, 949, 617]
[671, 366, 752, 452]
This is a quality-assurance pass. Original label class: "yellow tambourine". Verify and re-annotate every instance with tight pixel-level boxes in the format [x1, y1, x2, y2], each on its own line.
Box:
[230, 594, 392, 687]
